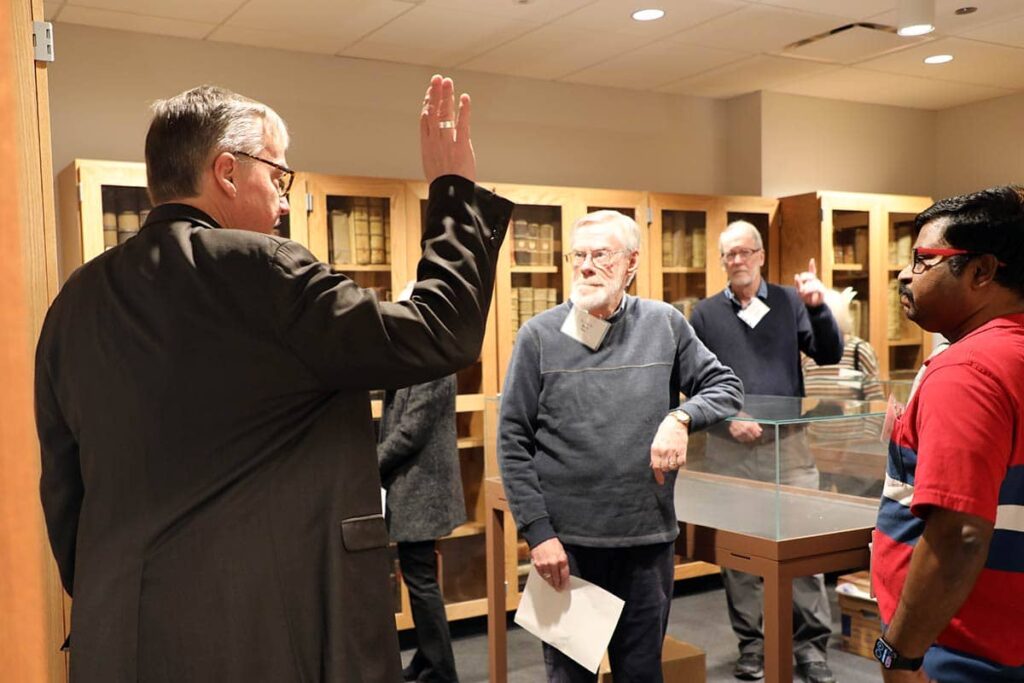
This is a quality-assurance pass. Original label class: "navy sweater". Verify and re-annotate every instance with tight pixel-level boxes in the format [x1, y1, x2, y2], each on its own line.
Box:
[499, 296, 743, 548]
[690, 283, 843, 397]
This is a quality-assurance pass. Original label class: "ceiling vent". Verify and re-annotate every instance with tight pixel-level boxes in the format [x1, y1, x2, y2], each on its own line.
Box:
[782, 23, 922, 65]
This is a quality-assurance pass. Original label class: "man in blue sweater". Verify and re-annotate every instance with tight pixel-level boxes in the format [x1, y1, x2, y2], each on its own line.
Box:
[690, 220, 843, 683]
[500, 210, 743, 682]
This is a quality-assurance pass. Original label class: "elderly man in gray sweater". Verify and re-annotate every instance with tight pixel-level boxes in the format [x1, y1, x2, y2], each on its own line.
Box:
[500, 210, 743, 682]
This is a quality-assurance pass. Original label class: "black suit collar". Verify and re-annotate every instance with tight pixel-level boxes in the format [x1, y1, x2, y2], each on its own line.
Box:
[145, 203, 223, 230]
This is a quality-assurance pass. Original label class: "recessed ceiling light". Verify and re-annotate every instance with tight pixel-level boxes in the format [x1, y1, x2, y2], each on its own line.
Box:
[631, 8, 665, 22]
[924, 54, 954, 64]
[898, 23, 935, 36]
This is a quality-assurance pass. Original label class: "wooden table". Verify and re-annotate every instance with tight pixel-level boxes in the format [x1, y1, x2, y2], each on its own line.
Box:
[485, 477, 513, 683]
[675, 474, 875, 683]
[485, 475, 876, 683]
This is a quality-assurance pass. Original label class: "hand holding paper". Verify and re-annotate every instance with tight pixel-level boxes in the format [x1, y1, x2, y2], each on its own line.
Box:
[514, 568, 625, 674]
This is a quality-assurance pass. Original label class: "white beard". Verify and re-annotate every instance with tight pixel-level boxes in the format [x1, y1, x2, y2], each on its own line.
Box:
[570, 282, 622, 313]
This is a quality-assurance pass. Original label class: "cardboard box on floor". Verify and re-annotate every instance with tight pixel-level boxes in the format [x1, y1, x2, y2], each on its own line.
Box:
[837, 571, 882, 659]
[597, 636, 705, 682]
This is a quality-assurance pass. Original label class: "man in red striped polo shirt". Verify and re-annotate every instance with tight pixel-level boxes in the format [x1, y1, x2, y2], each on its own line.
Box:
[872, 186, 1024, 682]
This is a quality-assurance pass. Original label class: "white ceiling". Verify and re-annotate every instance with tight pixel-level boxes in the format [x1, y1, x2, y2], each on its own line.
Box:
[43, 0, 1024, 110]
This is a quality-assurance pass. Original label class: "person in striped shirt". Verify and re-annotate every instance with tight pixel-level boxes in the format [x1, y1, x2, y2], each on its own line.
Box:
[802, 287, 884, 403]
[871, 186, 1024, 682]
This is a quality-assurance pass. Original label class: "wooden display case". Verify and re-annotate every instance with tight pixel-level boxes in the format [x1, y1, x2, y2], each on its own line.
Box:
[304, 173, 408, 301]
[57, 159, 309, 285]
[57, 160, 148, 283]
[779, 191, 933, 379]
[649, 193, 780, 319]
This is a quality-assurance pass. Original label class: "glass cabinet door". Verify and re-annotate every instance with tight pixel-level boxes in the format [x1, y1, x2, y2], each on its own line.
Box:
[509, 203, 563, 337]
[328, 195, 392, 299]
[658, 209, 708, 319]
[307, 176, 406, 302]
[830, 209, 872, 341]
[100, 185, 152, 250]
[886, 210, 926, 377]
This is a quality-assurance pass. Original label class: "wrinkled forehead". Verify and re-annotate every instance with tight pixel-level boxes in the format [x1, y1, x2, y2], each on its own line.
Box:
[571, 222, 626, 250]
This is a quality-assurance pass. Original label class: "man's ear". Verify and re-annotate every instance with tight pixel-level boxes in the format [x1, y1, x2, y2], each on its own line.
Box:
[972, 254, 1001, 289]
[211, 151, 238, 198]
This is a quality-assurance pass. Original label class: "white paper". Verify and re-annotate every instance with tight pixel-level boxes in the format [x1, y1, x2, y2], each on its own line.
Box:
[514, 568, 625, 673]
[560, 306, 611, 351]
[380, 487, 387, 516]
[737, 297, 770, 329]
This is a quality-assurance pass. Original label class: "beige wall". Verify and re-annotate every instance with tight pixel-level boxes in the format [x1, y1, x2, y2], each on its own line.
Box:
[723, 92, 762, 196]
[935, 91, 1024, 199]
[760, 91, 936, 200]
[49, 23, 729, 195]
[51, 24, 964, 204]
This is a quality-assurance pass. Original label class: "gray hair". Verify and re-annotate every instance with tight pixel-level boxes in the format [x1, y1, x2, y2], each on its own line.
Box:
[571, 210, 641, 252]
[719, 220, 764, 254]
[144, 85, 289, 204]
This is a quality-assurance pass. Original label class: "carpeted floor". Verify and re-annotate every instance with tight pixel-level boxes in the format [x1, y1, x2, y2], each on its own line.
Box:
[400, 574, 883, 682]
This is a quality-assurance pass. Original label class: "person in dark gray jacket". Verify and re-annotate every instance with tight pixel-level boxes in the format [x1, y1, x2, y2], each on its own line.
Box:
[379, 284, 465, 683]
[499, 210, 743, 683]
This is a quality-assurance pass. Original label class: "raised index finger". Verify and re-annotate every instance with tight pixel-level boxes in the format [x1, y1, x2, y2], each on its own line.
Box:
[808, 257, 817, 276]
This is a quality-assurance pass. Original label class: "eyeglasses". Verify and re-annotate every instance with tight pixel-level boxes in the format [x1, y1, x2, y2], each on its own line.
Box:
[231, 150, 294, 197]
[721, 247, 762, 263]
[910, 247, 1006, 274]
[565, 249, 629, 268]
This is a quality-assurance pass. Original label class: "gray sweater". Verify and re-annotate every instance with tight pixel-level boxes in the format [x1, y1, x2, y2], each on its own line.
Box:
[499, 296, 743, 548]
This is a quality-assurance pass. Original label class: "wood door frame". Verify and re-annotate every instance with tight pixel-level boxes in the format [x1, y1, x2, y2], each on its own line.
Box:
[3, 0, 65, 680]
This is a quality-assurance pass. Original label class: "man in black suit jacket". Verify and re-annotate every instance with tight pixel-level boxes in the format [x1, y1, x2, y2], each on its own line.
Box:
[35, 76, 511, 682]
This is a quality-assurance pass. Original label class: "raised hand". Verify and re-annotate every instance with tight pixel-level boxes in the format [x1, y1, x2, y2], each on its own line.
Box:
[420, 74, 476, 184]
[794, 257, 826, 307]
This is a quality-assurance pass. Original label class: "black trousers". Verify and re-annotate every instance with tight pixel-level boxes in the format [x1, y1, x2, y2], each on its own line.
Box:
[398, 540, 459, 683]
[542, 541, 675, 683]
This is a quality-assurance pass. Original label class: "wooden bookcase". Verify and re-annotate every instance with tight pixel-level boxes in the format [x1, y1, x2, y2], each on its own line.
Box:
[302, 173, 408, 300]
[779, 191, 933, 379]
[56, 159, 310, 284]
[56, 160, 148, 283]
[649, 193, 780, 316]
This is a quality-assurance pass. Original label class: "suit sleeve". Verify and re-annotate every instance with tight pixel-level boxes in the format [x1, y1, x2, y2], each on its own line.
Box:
[673, 313, 744, 430]
[497, 327, 554, 548]
[378, 376, 455, 481]
[270, 175, 512, 390]
[795, 290, 843, 366]
[35, 339, 82, 596]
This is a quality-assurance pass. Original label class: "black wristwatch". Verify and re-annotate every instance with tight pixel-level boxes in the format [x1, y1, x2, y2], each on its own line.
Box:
[873, 636, 924, 671]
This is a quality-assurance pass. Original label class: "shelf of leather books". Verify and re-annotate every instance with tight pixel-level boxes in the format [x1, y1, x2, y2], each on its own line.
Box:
[779, 191, 933, 380]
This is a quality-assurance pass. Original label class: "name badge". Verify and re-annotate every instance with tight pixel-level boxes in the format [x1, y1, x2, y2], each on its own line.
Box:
[737, 297, 770, 329]
[560, 306, 611, 351]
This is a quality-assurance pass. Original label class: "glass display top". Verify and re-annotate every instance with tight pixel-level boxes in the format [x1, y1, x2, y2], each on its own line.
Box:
[726, 395, 887, 425]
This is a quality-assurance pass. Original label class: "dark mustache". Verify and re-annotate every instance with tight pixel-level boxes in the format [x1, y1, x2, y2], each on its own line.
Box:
[899, 285, 913, 303]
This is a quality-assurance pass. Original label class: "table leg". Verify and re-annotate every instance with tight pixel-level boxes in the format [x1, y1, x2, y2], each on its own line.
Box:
[763, 563, 793, 683]
[487, 501, 507, 683]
